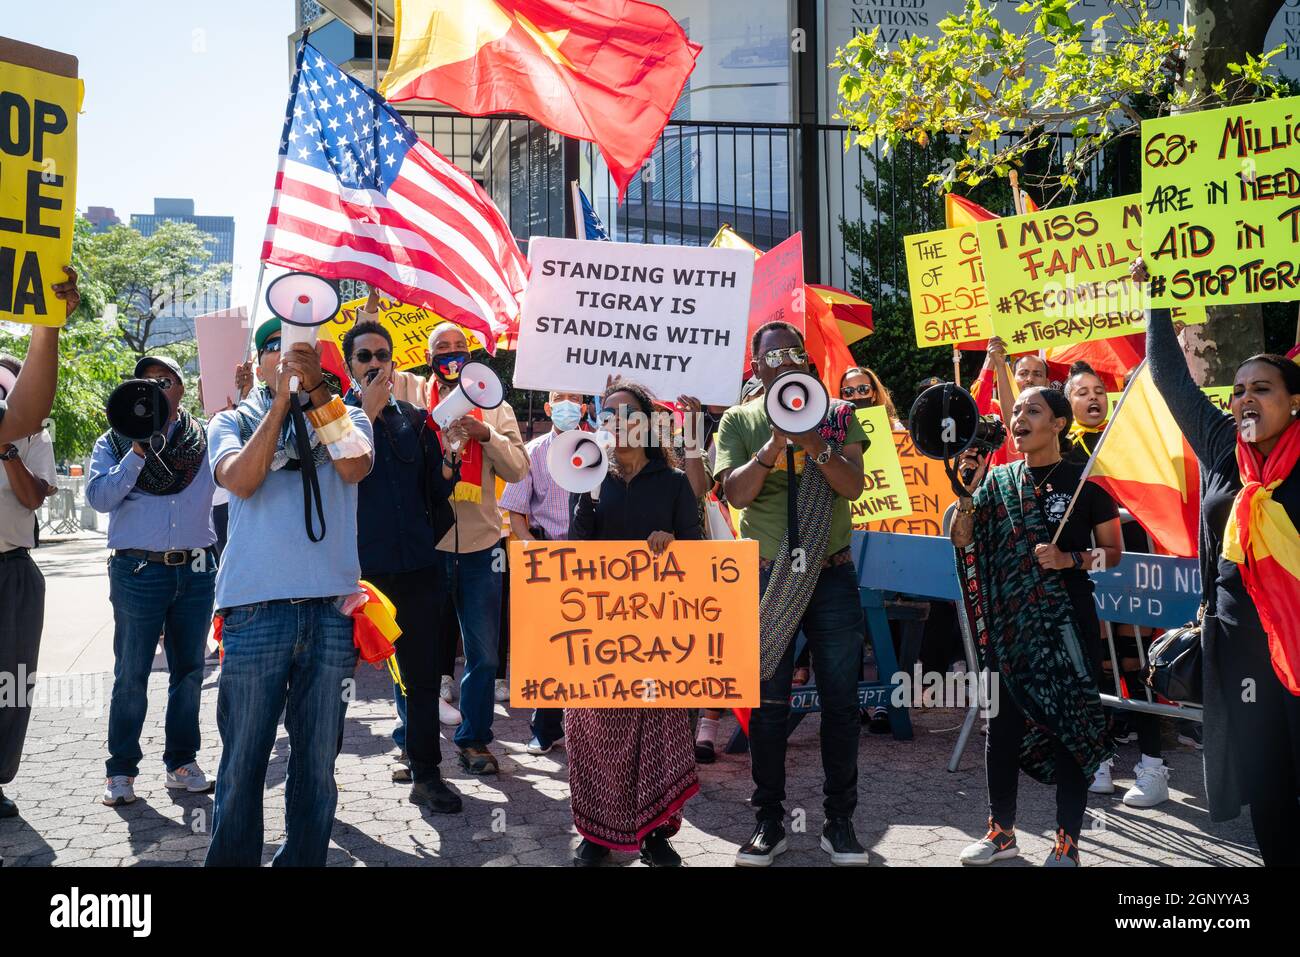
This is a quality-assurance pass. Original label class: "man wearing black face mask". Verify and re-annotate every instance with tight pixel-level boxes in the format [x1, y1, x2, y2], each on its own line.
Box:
[343, 311, 461, 810]
[424, 323, 528, 776]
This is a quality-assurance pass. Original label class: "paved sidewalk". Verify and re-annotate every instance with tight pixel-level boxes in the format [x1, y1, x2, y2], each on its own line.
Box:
[0, 538, 1261, 867]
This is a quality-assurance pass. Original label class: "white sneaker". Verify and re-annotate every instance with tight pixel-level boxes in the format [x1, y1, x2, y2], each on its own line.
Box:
[439, 698, 462, 727]
[526, 736, 554, 755]
[1089, 759, 1115, 795]
[102, 776, 136, 806]
[1123, 762, 1170, 808]
[165, 762, 214, 793]
[439, 675, 456, 703]
[495, 679, 510, 704]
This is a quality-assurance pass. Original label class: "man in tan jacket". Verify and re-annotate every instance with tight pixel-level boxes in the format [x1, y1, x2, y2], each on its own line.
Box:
[426, 323, 528, 774]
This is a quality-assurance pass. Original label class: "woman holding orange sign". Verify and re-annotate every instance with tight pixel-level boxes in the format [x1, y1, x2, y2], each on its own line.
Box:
[567, 379, 703, 868]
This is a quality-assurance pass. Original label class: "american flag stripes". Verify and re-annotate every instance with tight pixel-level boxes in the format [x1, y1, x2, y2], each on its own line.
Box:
[262, 42, 527, 352]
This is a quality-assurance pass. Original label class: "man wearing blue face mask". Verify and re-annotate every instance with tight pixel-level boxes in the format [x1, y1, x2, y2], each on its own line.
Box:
[499, 389, 588, 754]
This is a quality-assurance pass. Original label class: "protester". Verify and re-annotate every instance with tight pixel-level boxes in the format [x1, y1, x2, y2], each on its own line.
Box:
[840, 366, 902, 429]
[716, 320, 870, 867]
[0, 355, 57, 821]
[0, 268, 73, 449]
[498, 389, 587, 755]
[567, 379, 702, 867]
[203, 321, 373, 866]
[343, 312, 460, 812]
[426, 323, 528, 776]
[1063, 360, 1169, 808]
[86, 355, 219, 806]
[211, 360, 254, 562]
[1137, 259, 1300, 867]
[951, 385, 1120, 867]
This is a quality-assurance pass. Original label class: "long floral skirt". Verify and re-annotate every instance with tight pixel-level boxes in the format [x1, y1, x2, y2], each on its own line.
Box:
[565, 707, 699, 851]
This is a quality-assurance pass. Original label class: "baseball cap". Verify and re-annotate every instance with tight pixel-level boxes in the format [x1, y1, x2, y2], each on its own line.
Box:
[134, 355, 184, 381]
[254, 318, 283, 354]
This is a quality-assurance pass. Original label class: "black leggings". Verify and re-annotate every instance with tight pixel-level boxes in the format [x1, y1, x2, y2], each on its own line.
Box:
[985, 605, 1103, 844]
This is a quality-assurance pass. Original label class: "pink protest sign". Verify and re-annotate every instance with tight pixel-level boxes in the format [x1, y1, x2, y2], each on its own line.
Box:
[744, 232, 804, 370]
[195, 306, 250, 415]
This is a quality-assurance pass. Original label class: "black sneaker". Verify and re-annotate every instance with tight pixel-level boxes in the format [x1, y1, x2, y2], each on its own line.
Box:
[694, 739, 717, 764]
[0, 789, 17, 819]
[640, 827, 683, 867]
[820, 817, 870, 866]
[735, 819, 787, 867]
[573, 838, 611, 867]
[1177, 722, 1203, 750]
[409, 778, 462, 814]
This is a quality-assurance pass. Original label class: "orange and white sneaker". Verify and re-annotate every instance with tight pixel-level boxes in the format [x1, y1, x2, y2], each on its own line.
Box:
[1044, 828, 1080, 867]
[959, 819, 1019, 865]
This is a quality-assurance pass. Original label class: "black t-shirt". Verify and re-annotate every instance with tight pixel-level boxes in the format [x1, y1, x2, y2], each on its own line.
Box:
[1027, 457, 1119, 614]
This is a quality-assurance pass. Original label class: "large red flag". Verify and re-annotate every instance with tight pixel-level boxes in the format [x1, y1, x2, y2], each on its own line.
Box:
[382, 0, 701, 201]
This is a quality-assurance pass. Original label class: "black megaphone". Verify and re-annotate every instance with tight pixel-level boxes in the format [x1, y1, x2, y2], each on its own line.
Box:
[106, 379, 169, 445]
[907, 382, 1008, 494]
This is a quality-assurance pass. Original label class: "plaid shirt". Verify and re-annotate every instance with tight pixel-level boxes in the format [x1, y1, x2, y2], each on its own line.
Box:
[498, 430, 573, 541]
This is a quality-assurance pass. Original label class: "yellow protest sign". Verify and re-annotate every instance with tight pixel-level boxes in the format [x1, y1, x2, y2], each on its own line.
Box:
[865, 430, 957, 536]
[0, 38, 80, 327]
[508, 539, 760, 708]
[979, 195, 1158, 350]
[903, 225, 991, 347]
[1142, 95, 1300, 308]
[318, 294, 495, 370]
[850, 406, 912, 528]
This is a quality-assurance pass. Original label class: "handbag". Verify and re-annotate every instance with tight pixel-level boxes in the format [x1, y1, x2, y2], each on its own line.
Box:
[1145, 607, 1204, 704]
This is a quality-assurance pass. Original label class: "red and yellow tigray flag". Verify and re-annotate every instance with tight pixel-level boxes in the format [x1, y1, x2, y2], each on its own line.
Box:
[381, 0, 701, 202]
[944, 193, 998, 229]
[1084, 360, 1199, 557]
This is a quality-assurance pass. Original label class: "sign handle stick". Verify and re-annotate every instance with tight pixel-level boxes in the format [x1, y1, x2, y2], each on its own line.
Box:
[952, 346, 961, 388]
[1009, 170, 1024, 216]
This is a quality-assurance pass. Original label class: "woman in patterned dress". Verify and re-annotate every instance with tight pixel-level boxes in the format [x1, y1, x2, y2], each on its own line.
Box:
[566, 379, 703, 867]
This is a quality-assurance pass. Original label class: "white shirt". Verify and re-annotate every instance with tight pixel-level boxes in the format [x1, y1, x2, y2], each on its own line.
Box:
[0, 429, 57, 551]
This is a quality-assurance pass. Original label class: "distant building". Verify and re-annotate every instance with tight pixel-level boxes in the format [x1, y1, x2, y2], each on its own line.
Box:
[84, 206, 121, 233]
[129, 198, 235, 346]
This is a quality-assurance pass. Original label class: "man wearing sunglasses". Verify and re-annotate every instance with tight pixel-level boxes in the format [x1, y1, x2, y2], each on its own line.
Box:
[87, 354, 219, 808]
[425, 322, 528, 777]
[715, 320, 871, 867]
[342, 308, 461, 811]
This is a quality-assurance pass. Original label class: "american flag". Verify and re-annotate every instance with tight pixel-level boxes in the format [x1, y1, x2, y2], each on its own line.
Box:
[262, 42, 527, 352]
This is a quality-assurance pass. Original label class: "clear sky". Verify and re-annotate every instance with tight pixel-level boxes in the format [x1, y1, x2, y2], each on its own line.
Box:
[6, 1, 298, 308]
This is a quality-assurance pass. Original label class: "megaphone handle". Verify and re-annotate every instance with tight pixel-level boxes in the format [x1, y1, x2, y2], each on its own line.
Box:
[289, 375, 301, 393]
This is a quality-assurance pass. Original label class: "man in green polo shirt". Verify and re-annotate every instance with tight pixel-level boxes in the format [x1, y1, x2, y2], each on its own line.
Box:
[714, 320, 870, 867]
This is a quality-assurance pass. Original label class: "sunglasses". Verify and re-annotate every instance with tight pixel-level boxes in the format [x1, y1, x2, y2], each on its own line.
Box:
[353, 349, 391, 364]
[761, 347, 808, 368]
[259, 339, 283, 356]
[842, 385, 874, 398]
[148, 377, 177, 390]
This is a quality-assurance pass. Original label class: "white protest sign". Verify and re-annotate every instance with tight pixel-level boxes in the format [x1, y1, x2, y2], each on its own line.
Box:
[514, 237, 754, 406]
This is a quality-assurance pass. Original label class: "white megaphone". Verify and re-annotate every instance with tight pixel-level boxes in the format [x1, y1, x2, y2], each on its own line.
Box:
[547, 428, 615, 494]
[264, 271, 341, 392]
[430, 360, 505, 446]
[765, 369, 829, 434]
[0, 365, 16, 402]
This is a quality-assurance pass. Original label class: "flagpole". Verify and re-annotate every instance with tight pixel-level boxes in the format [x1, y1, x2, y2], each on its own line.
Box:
[247, 26, 311, 358]
[1048, 356, 1148, 546]
[371, 2, 378, 89]
[570, 179, 584, 240]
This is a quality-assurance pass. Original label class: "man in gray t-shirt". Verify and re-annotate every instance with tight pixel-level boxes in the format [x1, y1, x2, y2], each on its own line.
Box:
[203, 321, 373, 867]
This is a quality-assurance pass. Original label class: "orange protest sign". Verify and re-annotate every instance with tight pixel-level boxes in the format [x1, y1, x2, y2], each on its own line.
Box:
[865, 431, 958, 536]
[508, 539, 760, 708]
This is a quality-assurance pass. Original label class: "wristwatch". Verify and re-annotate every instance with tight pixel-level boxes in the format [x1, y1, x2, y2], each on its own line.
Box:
[0, 445, 18, 462]
[812, 445, 832, 466]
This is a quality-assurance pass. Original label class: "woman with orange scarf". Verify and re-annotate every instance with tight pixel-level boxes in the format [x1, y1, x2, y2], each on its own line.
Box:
[1140, 261, 1300, 866]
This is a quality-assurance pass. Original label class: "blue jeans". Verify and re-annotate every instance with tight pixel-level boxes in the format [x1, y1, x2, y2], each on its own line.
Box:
[434, 548, 501, 749]
[204, 599, 358, 867]
[106, 553, 216, 777]
[392, 681, 407, 751]
[749, 562, 865, 823]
